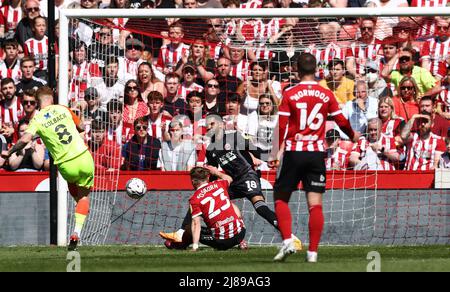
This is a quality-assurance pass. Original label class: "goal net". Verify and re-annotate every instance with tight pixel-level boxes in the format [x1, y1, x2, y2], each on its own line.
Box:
[59, 7, 450, 247]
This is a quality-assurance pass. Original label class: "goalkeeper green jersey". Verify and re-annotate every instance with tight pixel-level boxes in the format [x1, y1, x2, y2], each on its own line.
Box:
[26, 105, 88, 165]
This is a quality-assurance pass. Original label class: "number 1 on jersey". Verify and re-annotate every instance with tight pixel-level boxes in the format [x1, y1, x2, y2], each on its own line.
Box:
[296, 103, 324, 131]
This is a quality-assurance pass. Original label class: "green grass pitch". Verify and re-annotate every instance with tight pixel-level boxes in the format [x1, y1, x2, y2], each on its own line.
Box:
[0, 245, 449, 272]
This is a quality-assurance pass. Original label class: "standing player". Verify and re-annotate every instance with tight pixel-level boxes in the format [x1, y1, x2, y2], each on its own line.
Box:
[160, 114, 302, 250]
[269, 53, 358, 262]
[1, 87, 94, 251]
[166, 167, 246, 251]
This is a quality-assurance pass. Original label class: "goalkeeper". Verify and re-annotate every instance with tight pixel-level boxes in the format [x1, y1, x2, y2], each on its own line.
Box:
[1, 87, 94, 251]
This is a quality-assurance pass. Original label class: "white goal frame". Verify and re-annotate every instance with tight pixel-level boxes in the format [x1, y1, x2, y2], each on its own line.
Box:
[57, 7, 450, 246]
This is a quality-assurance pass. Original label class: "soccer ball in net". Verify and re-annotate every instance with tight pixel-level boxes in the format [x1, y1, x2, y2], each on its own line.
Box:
[126, 178, 147, 199]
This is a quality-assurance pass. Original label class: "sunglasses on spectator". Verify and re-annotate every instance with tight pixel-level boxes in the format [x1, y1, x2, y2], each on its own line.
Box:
[99, 32, 112, 37]
[207, 83, 219, 88]
[361, 27, 373, 31]
[259, 102, 272, 106]
[365, 68, 378, 74]
[23, 100, 36, 106]
[400, 86, 414, 91]
[126, 86, 138, 91]
[126, 45, 142, 51]
[399, 56, 411, 63]
[135, 125, 148, 131]
[26, 7, 40, 12]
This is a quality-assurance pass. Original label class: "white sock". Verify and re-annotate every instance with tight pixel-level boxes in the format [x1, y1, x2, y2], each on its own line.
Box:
[283, 238, 293, 246]
[176, 229, 185, 238]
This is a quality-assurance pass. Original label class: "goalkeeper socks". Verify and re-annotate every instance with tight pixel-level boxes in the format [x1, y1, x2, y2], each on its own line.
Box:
[308, 205, 324, 252]
[253, 200, 278, 229]
[274, 199, 292, 240]
[73, 197, 90, 235]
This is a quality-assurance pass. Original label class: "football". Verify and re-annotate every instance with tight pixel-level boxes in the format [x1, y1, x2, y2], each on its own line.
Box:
[126, 178, 147, 199]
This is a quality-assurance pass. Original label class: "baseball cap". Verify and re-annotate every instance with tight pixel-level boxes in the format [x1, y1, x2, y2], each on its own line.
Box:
[125, 38, 144, 50]
[182, 62, 196, 73]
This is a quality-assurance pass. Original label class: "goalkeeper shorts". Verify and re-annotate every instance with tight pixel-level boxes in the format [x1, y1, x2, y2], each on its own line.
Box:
[58, 150, 95, 189]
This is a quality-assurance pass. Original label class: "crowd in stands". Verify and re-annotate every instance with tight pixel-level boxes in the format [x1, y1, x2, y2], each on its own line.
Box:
[0, 0, 450, 173]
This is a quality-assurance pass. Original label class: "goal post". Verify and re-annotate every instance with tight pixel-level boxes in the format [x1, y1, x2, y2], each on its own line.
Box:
[57, 7, 450, 247]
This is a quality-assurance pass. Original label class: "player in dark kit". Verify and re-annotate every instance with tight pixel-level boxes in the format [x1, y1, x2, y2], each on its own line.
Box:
[166, 167, 246, 251]
[269, 53, 359, 262]
[160, 114, 302, 250]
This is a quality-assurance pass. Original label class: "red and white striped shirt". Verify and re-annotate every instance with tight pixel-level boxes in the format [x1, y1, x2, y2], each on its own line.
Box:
[240, 0, 262, 9]
[420, 37, 450, 78]
[156, 43, 190, 73]
[0, 60, 22, 83]
[148, 114, 172, 140]
[190, 179, 245, 240]
[308, 43, 346, 79]
[346, 40, 383, 75]
[69, 61, 102, 104]
[230, 59, 250, 81]
[118, 57, 144, 80]
[405, 132, 446, 170]
[177, 82, 204, 100]
[253, 46, 276, 61]
[352, 135, 398, 170]
[438, 87, 450, 112]
[1, 5, 22, 33]
[278, 81, 354, 152]
[0, 97, 24, 127]
[412, 0, 448, 37]
[325, 142, 351, 170]
[381, 118, 404, 138]
[24, 36, 49, 71]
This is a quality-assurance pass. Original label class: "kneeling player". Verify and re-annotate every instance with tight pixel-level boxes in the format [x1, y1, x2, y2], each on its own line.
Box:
[165, 167, 246, 251]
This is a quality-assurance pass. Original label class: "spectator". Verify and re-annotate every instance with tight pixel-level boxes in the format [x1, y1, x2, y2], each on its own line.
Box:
[420, 18, 450, 81]
[68, 42, 101, 106]
[178, 63, 204, 100]
[21, 89, 39, 121]
[96, 56, 126, 109]
[138, 62, 165, 101]
[7, 119, 45, 171]
[215, 56, 242, 101]
[346, 17, 382, 79]
[378, 96, 405, 139]
[387, 47, 438, 95]
[319, 58, 355, 107]
[0, 78, 24, 143]
[222, 93, 248, 135]
[364, 60, 392, 99]
[121, 116, 161, 170]
[349, 118, 399, 170]
[380, 37, 399, 93]
[15, 56, 47, 97]
[270, 29, 302, 83]
[401, 113, 446, 170]
[341, 80, 378, 137]
[122, 79, 149, 138]
[366, 0, 408, 40]
[251, 94, 278, 164]
[324, 129, 351, 171]
[415, 95, 450, 138]
[24, 16, 48, 81]
[436, 65, 450, 119]
[175, 39, 215, 85]
[163, 73, 188, 116]
[15, 0, 45, 46]
[106, 99, 130, 145]
[156, 21, 190, 75]
[146, 91, 171, 142]
[82, 87, 103, 121]
[157, 120, 197, 171]
[118, 38, 145, 80]
[1, 0, 23, 37]
[438, 137, 450, 168]
[392, 76, 420, 121]
[0, 39, 22, 83]
[225, 45, 250, 81]
[89, 120, 121, 172]
[204, 78, 225, 116]
[392, 21, 421, 53]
